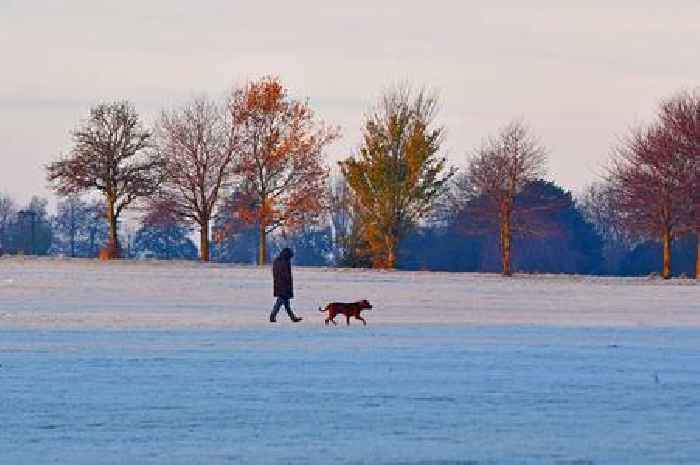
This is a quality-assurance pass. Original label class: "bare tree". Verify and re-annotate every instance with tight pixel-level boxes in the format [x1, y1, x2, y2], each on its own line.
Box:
[0, 193, 17, 250]
[327, 176, 371, 267]
[461, 120, 547, 276]
[47, 101, 162, 258]
[580, 182, 629, 245]
[154, 97, 236, 261]
[228, 76, 338, 265]
[579, 181, 633, 274]
[340, 85, 455, 268]
[328, 177, 353, 256]
[609, 121, 694, 279]
[658, 90, 699, 278]
[53, 195, 89, 257]
[10, 196, 53, 255]
[51, 196, 109, 258]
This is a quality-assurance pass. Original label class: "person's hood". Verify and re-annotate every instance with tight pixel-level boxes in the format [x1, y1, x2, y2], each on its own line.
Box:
[279, 248, 294, 260]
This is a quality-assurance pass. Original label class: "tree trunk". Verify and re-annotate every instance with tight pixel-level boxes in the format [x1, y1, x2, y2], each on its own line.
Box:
[501, 225, 512, 276]
[258, 222, 267, 266]
[500, 202, 513, 277]
[661, 227, 672, 279]
[200, 218, 210, 262]
[385, 241, 397, 269]
[106, 197, 120, 259]
[385, 250, 397, 269]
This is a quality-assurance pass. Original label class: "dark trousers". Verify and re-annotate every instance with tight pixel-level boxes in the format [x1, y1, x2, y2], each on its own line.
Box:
[270, 297, 295, 319]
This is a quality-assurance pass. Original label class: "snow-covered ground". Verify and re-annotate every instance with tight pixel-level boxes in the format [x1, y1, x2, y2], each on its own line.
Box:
[0, 257, 698, 330]
[1, 257, 699, 464]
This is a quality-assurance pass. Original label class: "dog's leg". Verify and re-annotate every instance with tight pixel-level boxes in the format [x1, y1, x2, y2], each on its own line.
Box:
[356, 316, 367, 326]
[346, 315, 351, 326]
[331, 318, 337, 325]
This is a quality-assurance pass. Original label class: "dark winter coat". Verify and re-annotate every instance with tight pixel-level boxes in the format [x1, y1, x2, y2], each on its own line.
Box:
[273, 248, 294, 299]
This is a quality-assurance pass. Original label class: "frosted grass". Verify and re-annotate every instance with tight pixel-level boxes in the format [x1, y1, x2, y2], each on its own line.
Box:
[1, 326, 699, 465]
[1, 258, 698, 464]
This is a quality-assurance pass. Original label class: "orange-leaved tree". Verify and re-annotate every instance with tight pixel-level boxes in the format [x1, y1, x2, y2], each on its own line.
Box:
[228, 76, 339, 265]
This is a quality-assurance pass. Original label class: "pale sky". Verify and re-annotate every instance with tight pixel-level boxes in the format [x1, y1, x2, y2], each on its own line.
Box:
[1, 1, 698, 208]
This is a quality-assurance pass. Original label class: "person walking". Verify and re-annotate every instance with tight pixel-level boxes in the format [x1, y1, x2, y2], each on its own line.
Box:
[270, 247, 303, 323]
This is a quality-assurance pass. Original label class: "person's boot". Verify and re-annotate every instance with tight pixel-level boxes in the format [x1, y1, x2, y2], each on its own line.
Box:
[269, 314, 277, 323]
[290, 315, 303, 323]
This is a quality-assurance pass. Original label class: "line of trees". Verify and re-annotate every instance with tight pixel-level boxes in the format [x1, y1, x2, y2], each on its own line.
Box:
[0, 195, 53, 256]
[0, 192, 197, 260]
[45, 76, 337, 264]
[2, 79, 697, 278]
[337, 87, 697, 278]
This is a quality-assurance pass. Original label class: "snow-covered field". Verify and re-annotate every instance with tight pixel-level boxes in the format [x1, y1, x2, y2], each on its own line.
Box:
[1, 257, 699, 464]
[1, 257, 698, 330]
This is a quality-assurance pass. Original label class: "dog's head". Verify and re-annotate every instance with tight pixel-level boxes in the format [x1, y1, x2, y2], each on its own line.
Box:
[359, 299, 373, 310]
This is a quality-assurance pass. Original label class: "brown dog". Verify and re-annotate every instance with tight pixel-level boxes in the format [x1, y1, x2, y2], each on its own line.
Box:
[319, 300, 373, 326]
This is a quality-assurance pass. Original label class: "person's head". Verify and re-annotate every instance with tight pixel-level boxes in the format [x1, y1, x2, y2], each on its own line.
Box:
[279, 247, 294, 261]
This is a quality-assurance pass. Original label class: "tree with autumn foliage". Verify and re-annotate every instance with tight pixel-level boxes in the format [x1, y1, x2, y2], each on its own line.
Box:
[153, 97, 236, 261]
[610, 92, 697, 279]
[459, 120, 547, 276]
[46, 101, 162, 258]
[227, 76, 338, 265]
[339, 85, 455, 269]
